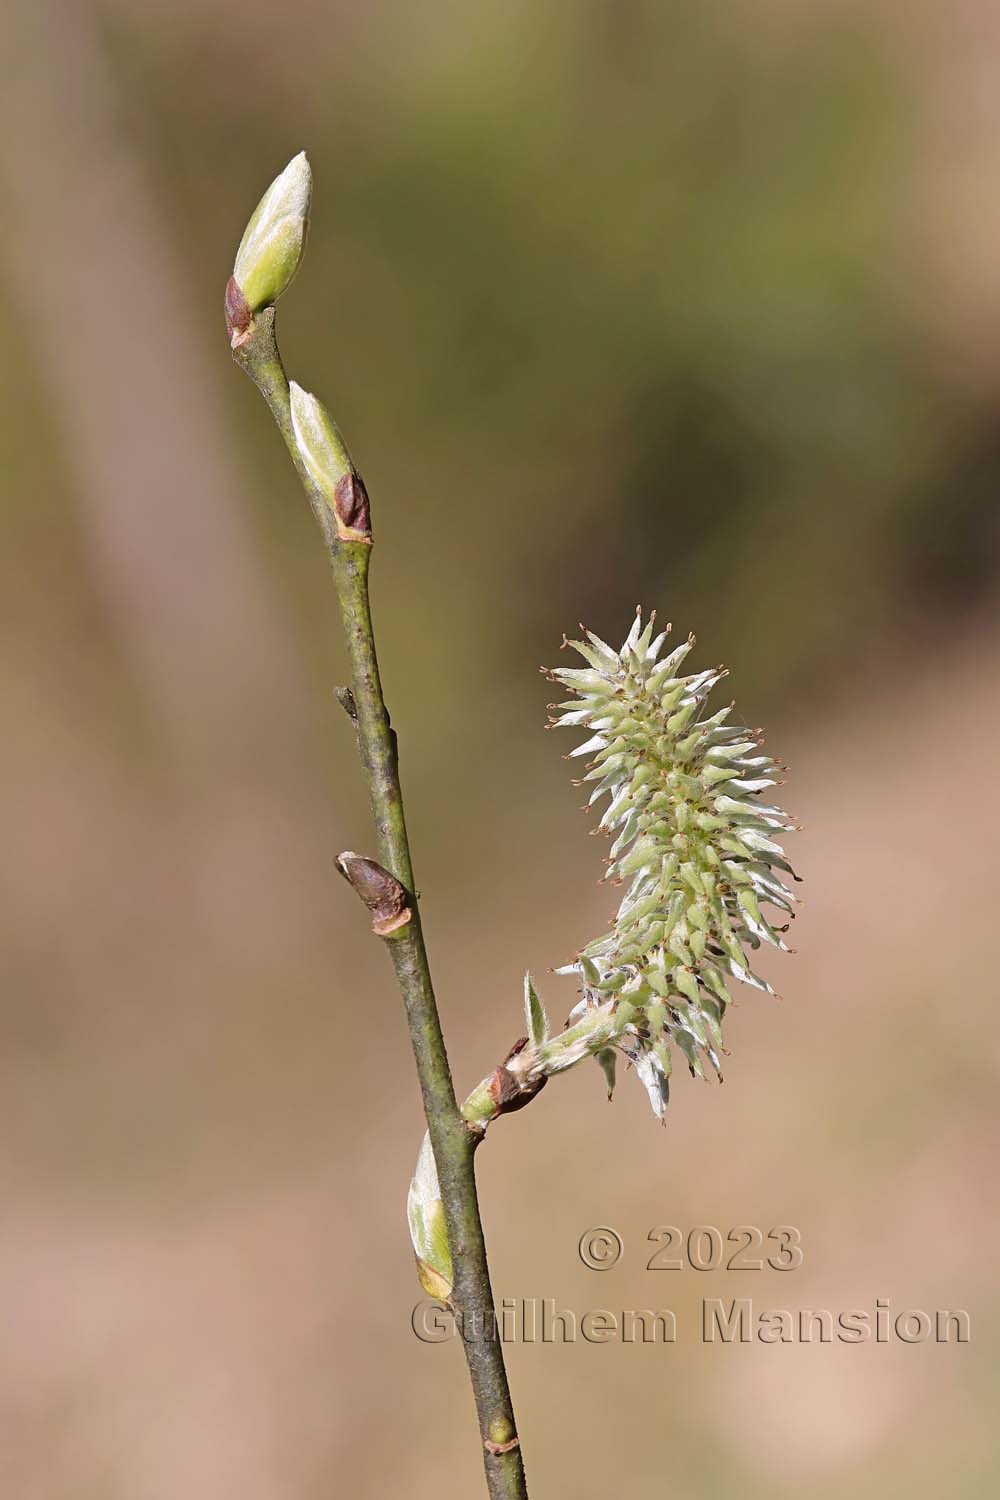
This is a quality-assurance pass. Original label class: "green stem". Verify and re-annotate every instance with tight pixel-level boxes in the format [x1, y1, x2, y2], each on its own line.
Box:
[231, 308, 528, 1500]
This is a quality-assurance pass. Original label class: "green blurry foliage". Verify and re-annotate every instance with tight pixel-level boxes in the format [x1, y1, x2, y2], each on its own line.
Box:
[104, 0, 996, 728]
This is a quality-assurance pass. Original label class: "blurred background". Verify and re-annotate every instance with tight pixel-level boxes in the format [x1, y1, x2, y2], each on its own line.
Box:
[1, 0, 997, 1495]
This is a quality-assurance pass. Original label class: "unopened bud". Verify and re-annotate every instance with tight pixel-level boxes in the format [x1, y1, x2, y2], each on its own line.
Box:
[407, 1132, 453, 1301]
[335, 851, 410, 935]
[231, 151, 311, 320]
[290, 382, 371, 541]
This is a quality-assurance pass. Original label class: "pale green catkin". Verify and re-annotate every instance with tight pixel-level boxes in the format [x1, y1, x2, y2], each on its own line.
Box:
[547, 607, 799, 1118]
[409, 610, 799, 1292]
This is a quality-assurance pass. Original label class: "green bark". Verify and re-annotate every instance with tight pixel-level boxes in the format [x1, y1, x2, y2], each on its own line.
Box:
[231, 309, 528, 1500]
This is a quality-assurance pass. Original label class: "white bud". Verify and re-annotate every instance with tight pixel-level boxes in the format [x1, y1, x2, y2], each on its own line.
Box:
[289, 382, 370, 538]
[233, 151, 312, 313]
[407, 1133, 453, 1301]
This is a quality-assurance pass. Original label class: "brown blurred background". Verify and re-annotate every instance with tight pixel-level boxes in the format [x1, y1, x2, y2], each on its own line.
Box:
[1, 0, 997, 1494]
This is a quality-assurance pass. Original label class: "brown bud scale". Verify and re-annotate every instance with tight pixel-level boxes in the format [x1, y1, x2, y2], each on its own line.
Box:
[335, 852, 411, 935]
[334, 471, 372, 539]
[487, 1062, 547, 1116]
[224, 276, 253, 344]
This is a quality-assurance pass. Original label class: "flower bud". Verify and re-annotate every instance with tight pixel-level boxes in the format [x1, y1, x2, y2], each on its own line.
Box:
[290, 382, 371, 540]
[232, 151, 312, 315]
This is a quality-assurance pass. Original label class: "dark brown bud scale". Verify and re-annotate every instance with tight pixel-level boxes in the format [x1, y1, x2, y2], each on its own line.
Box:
[334, 470, 372, 538]
[335, 851, 411, 935]
[224, 275, 253, 343]
[487, 1060, 547, 1116]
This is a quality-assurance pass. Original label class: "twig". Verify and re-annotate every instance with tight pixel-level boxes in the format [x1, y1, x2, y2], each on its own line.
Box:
[230, 304, 529, 1500]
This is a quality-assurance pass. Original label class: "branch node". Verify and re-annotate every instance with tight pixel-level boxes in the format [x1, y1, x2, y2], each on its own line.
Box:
[484, 1436, 521, 1456]
[335, 685, 359, 726]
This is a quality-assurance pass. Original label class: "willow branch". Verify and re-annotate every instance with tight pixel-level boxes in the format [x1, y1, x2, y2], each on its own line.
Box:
[229, 304, 528, 1500]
